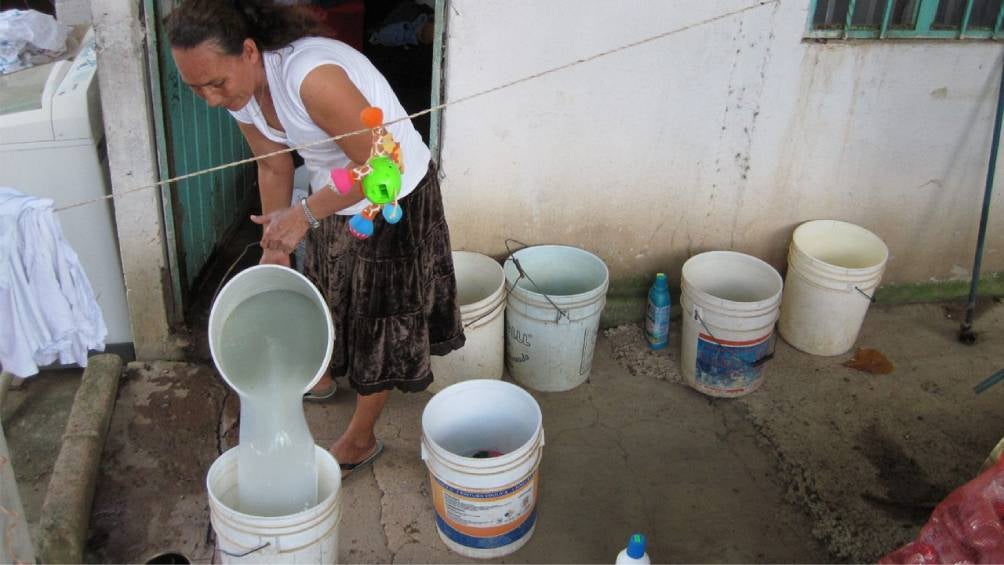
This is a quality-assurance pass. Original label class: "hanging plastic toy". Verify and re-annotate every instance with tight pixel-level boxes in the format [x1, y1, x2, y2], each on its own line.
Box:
[329, 107, 405, 239]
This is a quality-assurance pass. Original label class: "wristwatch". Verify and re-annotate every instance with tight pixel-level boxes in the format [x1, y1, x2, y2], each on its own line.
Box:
[300, 197, 321, 230]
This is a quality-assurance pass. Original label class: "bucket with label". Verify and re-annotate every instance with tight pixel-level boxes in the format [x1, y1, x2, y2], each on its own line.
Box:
[680, 251, 783, 397]
[503, 244, 609, 392]
[421, 379, 544, 559]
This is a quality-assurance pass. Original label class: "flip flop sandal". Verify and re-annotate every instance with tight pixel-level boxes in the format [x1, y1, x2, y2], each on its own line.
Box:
[340, 440, 384, 479]
[303, 384, 337, 402]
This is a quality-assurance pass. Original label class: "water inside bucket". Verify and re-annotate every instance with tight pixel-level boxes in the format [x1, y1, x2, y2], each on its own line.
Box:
[217, 289, 327, 394]
[217, 289, 326, 516]
[507, 249, 607, 297]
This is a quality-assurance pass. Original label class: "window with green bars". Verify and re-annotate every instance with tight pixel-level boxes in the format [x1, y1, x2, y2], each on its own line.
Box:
[807, 0, 1004, 38]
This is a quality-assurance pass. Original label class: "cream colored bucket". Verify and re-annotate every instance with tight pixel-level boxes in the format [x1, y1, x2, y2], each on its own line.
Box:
[779, 220, 888, 356]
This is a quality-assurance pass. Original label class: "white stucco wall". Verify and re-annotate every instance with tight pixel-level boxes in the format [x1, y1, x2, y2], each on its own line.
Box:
[438, 0, 1004, 288]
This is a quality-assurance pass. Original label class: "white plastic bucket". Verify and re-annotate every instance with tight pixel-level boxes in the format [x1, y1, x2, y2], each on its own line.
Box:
[429, 252, 506, 394]
[503, 245, 609, 392]
[208, 264, 334, 396]
[779, 220, 889, 356]
[421, 380, 544, 559]
[680, 251, 783, 397]
[207, 446, 342, 564]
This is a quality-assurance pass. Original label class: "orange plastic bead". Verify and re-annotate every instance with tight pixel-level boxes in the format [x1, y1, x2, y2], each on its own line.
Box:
[360, 107, 383, 129]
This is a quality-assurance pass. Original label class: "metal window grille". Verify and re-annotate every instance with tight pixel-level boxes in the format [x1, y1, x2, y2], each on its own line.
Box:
[808, 0, 1004, 39]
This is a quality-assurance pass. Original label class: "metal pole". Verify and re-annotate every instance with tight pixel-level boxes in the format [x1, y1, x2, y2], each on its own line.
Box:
[959, 55, 1004, 343]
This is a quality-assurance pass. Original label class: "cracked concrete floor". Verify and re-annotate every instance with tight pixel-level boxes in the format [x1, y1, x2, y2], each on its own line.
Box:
[3, 300, 1003, 563]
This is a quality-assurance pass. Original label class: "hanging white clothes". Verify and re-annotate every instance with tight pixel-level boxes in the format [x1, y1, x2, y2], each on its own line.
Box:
[0, 188, 106, 377]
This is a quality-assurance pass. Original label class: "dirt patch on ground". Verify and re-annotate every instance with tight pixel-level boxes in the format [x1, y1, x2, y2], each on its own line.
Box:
[606, 302, 1004, 562]
[603, 324, 683, 384]
[86, 362, 230, 563]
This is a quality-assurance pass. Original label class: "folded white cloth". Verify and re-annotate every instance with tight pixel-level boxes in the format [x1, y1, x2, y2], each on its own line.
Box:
[0, 188, 106, 377]
[0, 10, 69, 75]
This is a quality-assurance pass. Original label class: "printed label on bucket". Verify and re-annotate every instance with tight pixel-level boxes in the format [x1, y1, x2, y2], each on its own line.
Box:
[506, 323, 532, 365]
[695, 333, 772, 394]
[430, 472, 538, 549]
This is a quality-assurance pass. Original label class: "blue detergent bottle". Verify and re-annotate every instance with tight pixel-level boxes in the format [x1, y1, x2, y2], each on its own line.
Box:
[645, 273, 670, 350]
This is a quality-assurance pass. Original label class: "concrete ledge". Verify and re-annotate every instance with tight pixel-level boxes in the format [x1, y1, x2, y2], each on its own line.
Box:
[0, 372, 36, 564]
[875, 272, 1004, 304]
[35, 354, 123, 564]
[600, 271, 1004, 327]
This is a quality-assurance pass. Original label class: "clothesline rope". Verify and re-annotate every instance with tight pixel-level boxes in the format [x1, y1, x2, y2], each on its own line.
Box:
[54, 0, 777, 213]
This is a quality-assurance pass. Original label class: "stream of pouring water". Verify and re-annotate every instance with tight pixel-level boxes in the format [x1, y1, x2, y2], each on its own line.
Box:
[218, 289, 328, 516]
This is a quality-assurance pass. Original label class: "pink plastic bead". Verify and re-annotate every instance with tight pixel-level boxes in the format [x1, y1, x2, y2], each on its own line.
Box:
[330, 168, 353, 194]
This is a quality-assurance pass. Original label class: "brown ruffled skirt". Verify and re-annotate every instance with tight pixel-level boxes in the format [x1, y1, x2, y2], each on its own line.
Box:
[304, 162, 465, 395]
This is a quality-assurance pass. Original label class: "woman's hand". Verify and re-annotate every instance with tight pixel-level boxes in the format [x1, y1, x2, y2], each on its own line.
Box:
[259, 248, 291, 267]
[251, 206, 309, 255]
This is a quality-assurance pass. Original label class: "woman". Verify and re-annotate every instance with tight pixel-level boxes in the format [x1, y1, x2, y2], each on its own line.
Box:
[167, 0, 464, 476]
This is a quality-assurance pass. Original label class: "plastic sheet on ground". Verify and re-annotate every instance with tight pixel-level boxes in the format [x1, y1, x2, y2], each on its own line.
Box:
[881, 455, 1004, 564]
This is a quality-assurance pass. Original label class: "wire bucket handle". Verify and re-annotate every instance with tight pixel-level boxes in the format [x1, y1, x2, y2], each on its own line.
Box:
[504, 239, 570, 324]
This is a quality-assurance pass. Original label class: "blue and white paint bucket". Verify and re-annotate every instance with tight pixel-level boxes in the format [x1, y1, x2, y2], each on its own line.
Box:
[680, 251, 783, 397]
[421, 380, 544, 558]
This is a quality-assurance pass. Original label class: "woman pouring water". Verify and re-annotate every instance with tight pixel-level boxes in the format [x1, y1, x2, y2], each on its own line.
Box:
[167, 0, 464, 477]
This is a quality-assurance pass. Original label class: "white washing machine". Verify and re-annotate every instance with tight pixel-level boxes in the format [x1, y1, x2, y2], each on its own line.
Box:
[0, 28, 133, 349]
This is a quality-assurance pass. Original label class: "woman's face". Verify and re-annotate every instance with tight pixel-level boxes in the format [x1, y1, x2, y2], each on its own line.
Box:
[172, 39, 260, 111]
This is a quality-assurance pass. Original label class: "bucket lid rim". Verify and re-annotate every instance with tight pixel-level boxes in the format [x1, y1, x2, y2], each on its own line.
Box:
[421, 380, 543, 466]
[792, 220, 890, 263]
[788, 243, 889, 276]
[503, 245, 609, 302]
[681, 251, 783, 309]
[206, 445, 343, 522]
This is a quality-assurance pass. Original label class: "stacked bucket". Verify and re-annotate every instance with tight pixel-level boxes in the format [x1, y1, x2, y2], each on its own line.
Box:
[430, 245, 609, 393]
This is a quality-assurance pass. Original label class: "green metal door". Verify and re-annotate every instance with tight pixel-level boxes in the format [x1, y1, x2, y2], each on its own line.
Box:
[145, 0, 257, 318]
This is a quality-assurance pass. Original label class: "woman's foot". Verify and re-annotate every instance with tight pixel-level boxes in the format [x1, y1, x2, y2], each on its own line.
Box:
[304, 373, 336, 401]
[331, 435, 383, 478]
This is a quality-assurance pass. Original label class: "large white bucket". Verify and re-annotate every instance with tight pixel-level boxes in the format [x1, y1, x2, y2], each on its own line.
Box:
[779, 220, 889, 356]
[680, 251, 783, 397]
[421, 380, 544, 559]
[208, 264, 334, 396]
[429, 252, 506, 394]
[503, 245, 609, 392]
[207, 446, 342, 564]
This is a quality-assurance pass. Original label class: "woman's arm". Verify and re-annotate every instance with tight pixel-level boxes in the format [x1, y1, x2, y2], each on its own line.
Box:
[238, 121, 296, 265]
[253, 64, 390, 254]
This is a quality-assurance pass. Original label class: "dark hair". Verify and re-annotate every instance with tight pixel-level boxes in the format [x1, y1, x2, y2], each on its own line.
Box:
[166, 0, 319, 55]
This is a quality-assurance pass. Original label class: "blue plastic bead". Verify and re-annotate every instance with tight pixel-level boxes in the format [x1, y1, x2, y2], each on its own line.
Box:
[382, 203, 403, 224]
[348, 214, 374, 239]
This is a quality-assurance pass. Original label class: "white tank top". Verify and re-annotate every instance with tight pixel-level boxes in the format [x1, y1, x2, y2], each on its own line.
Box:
[230, 37, 431, 215]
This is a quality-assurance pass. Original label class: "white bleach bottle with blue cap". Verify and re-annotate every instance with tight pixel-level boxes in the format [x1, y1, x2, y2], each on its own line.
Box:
[616, 533, 651, 564]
